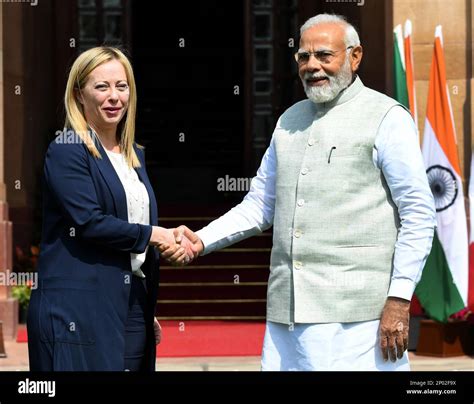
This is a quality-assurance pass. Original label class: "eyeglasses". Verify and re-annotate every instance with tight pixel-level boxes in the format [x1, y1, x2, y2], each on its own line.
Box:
[294, 46, 354, 65]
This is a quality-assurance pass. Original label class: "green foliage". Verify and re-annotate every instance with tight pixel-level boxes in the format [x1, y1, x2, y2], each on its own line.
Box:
[11, 284, 32, 309]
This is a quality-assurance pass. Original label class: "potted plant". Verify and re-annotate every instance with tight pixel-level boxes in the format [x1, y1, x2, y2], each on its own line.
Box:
[12, 245, 39, 324]
[11, 283, 33, 323]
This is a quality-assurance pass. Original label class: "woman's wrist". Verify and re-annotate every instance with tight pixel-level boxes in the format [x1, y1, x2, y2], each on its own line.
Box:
[149, 226, 172, 247]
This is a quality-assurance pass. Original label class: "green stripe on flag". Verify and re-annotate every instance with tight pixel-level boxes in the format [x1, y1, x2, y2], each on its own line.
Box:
[415, 231, 465, 322]
[393, 33, 409, 109]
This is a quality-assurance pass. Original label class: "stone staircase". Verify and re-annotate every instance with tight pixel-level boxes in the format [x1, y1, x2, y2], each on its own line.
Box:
[156, 217, 271, 320]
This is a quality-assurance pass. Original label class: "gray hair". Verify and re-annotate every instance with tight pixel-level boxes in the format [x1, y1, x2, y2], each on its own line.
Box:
[300, 14, 360, 47]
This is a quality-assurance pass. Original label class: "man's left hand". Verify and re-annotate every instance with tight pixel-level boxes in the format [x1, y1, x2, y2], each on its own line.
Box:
[379, 297, 410, 362]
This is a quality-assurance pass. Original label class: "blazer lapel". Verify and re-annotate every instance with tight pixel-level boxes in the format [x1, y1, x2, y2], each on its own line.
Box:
[91, 138, 129, 221]
[90, 136, 157, 227]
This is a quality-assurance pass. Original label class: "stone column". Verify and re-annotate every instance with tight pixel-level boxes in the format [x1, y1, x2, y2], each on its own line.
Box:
[0, 1, 18, 341]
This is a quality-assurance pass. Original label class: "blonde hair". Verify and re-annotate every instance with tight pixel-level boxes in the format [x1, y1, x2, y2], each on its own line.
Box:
[64, 46, 142, 168]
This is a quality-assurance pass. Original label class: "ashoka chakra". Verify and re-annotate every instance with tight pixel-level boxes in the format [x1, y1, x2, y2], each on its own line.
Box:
[426, 165, 458, 212]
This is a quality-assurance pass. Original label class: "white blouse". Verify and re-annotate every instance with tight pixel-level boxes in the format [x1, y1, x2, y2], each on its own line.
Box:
[104, 148, 150, 278]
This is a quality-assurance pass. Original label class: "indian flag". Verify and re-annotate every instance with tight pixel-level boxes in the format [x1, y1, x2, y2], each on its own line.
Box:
[393, 21, 418, 128]
[404, 20, 418, 131]
[415, 26, 469, 322]
[469, 153, 474, 312]
[393, 24, 409, 109]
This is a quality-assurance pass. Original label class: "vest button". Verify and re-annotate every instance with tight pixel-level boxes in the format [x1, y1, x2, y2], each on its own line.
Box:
[301, 168, 309, 175]
[308, 138, 315, 146]
[294, 261, 303, 270]
[297, 199, 305, 207]
[294, 229, 302, 238]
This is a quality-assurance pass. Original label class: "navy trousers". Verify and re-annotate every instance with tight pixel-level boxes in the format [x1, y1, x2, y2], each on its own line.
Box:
[124, 275, 148, 371]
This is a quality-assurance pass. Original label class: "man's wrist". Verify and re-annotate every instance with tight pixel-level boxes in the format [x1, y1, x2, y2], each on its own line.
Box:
[196, 238, 204, 255]
[385, 296, 411, 311]
[387, 296, 410, 304]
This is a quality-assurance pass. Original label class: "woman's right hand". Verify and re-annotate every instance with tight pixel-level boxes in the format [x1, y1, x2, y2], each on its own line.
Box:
[149, 226, 188, 265]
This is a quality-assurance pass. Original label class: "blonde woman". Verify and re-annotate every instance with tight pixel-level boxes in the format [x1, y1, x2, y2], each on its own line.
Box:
[27, 47, 192, 371]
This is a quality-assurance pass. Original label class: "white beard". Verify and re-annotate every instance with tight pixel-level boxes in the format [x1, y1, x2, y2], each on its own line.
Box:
[302, 56, 353, 103]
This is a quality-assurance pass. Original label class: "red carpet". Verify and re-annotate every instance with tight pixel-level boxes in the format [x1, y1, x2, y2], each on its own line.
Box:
[16, 321, 266, 357]
[157, 321, 265, 357]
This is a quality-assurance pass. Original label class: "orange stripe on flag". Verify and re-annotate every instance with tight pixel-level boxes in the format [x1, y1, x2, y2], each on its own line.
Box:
[404, 35, 416, 122]
[426, 37, 461, 176]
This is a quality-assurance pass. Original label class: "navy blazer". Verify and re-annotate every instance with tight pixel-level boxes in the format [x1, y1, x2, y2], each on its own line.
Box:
[27, 135, 159, 371]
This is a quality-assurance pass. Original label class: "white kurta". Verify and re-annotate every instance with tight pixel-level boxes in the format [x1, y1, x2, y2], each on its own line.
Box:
[261, 320, 410, 371]
[195, 106, 431, 371]
[104, 148, 150, 278]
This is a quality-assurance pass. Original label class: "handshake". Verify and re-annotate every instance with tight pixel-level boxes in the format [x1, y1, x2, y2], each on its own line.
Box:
[149, 225, 204, 266]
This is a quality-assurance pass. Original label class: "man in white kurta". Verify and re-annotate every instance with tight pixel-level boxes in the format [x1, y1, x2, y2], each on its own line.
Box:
[168, 14, 436, 371]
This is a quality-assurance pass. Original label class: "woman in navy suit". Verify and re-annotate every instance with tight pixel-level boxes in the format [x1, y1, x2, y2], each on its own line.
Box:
[27, 47, 190, 371]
